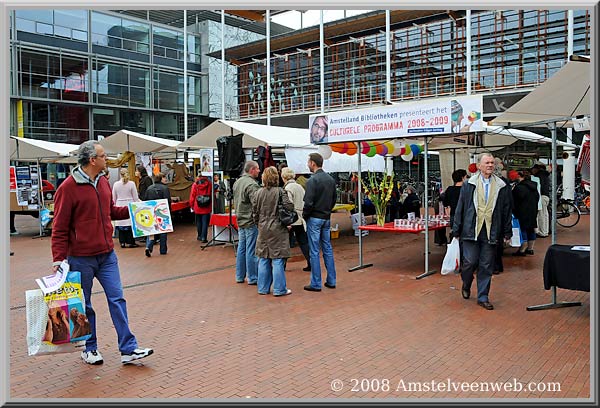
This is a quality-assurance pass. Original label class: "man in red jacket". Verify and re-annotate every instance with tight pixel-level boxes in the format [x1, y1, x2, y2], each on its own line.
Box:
[51, 140, 153, 365]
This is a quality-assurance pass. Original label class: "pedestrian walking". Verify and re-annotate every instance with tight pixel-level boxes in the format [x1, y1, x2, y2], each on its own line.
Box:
[51, 140, 153, 365]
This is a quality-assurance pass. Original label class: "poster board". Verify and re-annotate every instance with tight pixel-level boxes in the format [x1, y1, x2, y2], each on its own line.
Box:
[308, 95, 483, 144]
[128, 199, 174, 237]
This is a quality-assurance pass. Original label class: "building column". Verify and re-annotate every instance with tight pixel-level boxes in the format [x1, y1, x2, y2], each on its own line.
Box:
[562, 10, 576, 200]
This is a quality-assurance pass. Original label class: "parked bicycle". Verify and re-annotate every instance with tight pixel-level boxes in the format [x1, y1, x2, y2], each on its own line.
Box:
[549, 197, 580, 228]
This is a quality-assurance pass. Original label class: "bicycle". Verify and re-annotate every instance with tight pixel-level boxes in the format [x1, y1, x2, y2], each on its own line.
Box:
[549, 197, 580, 228]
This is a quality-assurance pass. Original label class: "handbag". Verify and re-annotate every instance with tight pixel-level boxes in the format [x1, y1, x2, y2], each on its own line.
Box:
[278, 188, 299, 227]
[196, 195, 210, 207]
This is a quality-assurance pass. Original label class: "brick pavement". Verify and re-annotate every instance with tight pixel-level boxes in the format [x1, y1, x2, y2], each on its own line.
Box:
[8, 212, 591, 400]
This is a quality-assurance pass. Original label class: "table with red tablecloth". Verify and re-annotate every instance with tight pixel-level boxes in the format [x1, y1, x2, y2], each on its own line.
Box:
[170, 201, 190, 213]
[210, 213, 238, 229]
[356, 222, 449, 279]
[359, 222, 448, 234]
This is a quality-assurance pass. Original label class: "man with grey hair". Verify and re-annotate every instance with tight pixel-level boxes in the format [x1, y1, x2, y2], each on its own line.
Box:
[232, 160, 261, 285]
[51, 140, 153, 365]
[451, 152, 513, 310]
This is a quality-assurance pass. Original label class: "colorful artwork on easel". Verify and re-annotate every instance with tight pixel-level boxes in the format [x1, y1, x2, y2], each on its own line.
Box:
[128, 199, 174, 238]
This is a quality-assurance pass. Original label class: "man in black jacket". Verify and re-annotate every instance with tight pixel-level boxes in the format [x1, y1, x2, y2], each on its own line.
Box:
[452, 153, 513, 310]
[144, 172, 172, 257]
[303, 153, 337, 292]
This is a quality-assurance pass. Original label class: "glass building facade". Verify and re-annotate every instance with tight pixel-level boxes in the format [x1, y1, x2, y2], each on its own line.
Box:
[9, 9, 269, 144]
[231, 10, 591, 120]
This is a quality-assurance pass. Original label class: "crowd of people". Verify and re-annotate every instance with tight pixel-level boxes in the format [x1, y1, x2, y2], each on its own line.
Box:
[32, 137, 562, 369]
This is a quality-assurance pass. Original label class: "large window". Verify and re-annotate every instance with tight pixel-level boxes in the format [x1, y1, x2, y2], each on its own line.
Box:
[154, 70, 182, 111]
[91, 11, 149, 54]
[153, 26, 183, 60]
[15, 9, 88, 42]
[93, 108, 150, 139]
[19, 50, 89, 102]
[93, 61, 128, 106]
[22, 102, 89, 144]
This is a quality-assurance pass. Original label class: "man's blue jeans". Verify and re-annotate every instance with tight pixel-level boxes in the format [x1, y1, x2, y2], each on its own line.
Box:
[68, 250, 138, 354]
[306, 217, 337, 289]
[146, 233, 167, 254]
[257, 258, 287, 295]
[236, 225, 258, 284]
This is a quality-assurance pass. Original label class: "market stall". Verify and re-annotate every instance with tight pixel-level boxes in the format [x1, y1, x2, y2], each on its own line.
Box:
[492, 56, 592, 311]
[9, 136, 79, 236]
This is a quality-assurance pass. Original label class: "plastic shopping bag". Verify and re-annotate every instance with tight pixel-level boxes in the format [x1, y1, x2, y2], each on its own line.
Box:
[26, 271, 90, 356]
[510, 215, 522, 248]
[351, 213, 369, 237]
[441, 238, 460, 275]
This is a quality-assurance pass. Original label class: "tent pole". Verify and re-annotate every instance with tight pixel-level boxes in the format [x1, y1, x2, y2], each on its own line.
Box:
[349, 142, 372, 272]
[416, 137, 436, 279]
[32, 158, 45, 239]
[526, 121, 581, 310]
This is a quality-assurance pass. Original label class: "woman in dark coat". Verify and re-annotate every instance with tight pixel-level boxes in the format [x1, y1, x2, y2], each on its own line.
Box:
[251, 166, 295, 297]
[402, 186, 421, 218]
[511, 169, 540, 256]
[135, 165, 153, 200]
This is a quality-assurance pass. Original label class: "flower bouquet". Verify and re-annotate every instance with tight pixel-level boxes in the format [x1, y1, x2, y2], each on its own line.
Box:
[361, 172, 394, 227]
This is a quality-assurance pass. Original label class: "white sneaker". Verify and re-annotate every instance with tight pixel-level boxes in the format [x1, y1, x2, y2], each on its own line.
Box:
[121, 347, 154, 364]
[81, 350, 104, 365]
[274, 288, 292, 297]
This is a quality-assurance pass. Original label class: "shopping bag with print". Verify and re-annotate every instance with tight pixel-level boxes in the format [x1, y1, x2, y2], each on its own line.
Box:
[510, 215, 522, 248]
[26, 270, 91, 356]
[441, 237, 460, 275]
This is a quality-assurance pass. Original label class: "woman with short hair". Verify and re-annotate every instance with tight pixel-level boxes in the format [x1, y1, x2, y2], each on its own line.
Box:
[251, 166, 295, 296]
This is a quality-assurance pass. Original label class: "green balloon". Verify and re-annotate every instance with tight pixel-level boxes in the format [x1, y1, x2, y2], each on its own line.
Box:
[366, 145, 377, 157]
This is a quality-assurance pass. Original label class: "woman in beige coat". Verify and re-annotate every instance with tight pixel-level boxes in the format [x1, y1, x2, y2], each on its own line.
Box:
[252, 166, 295, 296]
[281, 167, 311, 271]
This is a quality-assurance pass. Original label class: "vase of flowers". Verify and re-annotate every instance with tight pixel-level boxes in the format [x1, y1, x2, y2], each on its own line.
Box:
[361, 172, 394, 227]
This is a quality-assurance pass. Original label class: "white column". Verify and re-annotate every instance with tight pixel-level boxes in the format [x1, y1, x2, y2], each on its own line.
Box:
[385, 10, 391, 102]
[221, 10, 226, 119]
[562, 10, 576, 200]
[385, 11, 393, 175]
[183, 10, 188, 140]
[466, 10, 471, 95]
[320, 10, 325, 113]
[266, 10, 271, 125]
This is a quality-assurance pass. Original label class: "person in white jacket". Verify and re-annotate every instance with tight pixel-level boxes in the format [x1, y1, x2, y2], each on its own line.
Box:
[112, 168, 140, 248]
[281, 167, 311, 271]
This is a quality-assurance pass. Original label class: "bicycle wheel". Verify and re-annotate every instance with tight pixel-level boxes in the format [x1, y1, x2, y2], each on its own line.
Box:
[556, 201, 580, 228]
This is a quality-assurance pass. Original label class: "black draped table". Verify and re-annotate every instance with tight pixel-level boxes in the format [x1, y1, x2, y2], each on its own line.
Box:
[543, 244, 590, 292]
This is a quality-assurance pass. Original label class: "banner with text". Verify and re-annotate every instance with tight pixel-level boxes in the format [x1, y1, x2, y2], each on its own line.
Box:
[308, 95, 483, 144]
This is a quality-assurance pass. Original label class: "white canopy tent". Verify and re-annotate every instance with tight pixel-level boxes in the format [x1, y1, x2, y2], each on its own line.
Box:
[10, 136, 79, 162]
[491, 58, 590, 128]
[178, 119, 385, 172]
[83, 129, 181, 154]
[179, 119, 309, 149]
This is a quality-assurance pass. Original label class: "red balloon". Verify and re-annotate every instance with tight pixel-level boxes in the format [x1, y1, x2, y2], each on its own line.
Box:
[361, 142, 371, 154]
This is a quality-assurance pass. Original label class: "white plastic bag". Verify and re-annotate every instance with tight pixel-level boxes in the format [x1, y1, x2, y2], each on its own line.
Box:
[350, 213, 369, 237]
[26, 289, 86, 356]
[441, 238, 460, 275]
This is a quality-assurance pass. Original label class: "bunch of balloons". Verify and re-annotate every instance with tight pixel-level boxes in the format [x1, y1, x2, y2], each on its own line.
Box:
[323, 140, 424, 161]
